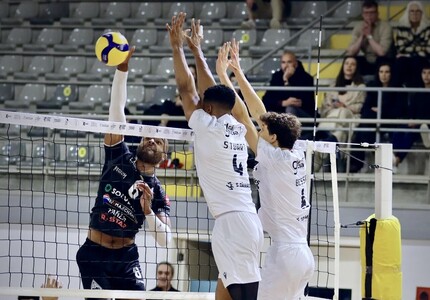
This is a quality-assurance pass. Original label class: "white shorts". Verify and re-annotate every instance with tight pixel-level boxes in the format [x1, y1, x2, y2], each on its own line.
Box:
[211, 211, 264, 287]
[258, 242, 315, 300]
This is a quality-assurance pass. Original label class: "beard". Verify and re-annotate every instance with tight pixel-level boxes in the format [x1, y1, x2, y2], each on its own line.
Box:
[136, 144, 165, 165]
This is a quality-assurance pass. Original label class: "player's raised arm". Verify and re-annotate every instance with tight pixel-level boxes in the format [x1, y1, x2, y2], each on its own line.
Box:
[216, 42, 258, 153]
[184, 18, 217, 99]
[229, 39, 267, 129]
[104, 46, 135, 146]
[167, 12, 200, 121]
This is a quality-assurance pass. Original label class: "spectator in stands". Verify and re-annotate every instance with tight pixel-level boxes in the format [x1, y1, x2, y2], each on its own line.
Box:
[392, 61, 430, 171]
[241, 0, 291, 29]
[150, 262, 180, 292]
[159, 90, 189, 129]
[319, 56, 366, 143]
[262, 50, 314, 118]
[394, 1, 430, 87]
[349, 61, 407, 172]
[346, 0, 394, 76]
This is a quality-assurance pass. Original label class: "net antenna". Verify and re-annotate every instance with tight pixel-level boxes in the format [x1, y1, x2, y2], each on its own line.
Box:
[305, 15, 341, 300]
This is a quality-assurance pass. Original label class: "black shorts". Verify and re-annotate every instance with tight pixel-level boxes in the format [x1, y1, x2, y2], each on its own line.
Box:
[76, 238, 145, 295]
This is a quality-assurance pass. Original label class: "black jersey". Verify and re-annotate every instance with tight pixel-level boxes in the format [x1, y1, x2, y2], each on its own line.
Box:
[89, 141, 170, 238]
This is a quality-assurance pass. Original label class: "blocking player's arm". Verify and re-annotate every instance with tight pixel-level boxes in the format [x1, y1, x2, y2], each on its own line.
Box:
[167, 13, 200, 122]
[229, 40, 267, 127]
[104, 47, 135, 146]
[184, 18, 216, 99]
[216, 42, 258, 153]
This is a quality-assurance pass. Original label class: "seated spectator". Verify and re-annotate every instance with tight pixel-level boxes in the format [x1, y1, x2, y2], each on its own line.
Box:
[319, 56, 366, 143]
[346, 0, 394, 76]
[159, 90, 189, 129]
[241, 0, 291, 29]
[349, 61, 407, 172]
[261, 50, 315, 139]
[262, 50, 314, 118]
[394, 1, 430, 87]
[392, 62, 430, 171]
[150, 262, 180, 292]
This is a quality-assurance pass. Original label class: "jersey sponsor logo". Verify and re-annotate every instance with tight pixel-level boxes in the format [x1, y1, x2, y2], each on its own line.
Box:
[225, 181, 251, 190]
[223, 272, 227, 279]
[91, 279, 102, 290]
[300, 188, 310, 209]
[113, 166, 127, 179]
[296, 175, 306, 186]
[108, 208, 126, 221]
[296, 214, 309, 222]
[292, 159, 305, 175]
[128, 182, 140, 199]
[254, 178, 260, 190]
[232, 154, 243, 176]
[224, 123, 242, 137]
[102, 194, 137, 223]
[100, 211, 127, 228]
[223, 141, 246, 151]
[105, 185, 132, 206]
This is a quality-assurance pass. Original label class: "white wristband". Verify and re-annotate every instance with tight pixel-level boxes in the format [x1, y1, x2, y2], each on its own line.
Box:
[145, 211, 172, 246]
[109, 70, 128, 123]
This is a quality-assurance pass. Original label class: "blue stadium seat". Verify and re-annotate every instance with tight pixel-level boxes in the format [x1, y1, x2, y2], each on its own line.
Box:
[231, 29, 257, 49]
[0, 55, 23, 75]
[37, 84, 78, 110]
[54, 28, 94, 52]
[123, 2, 162, 25]
[13, 2, 39, 19]
[0, 2, 10, 18]
[249, 29, 291, 56]
[93, 2, 131, 25]
[189, 280, 217, 292]
[23, 28, 62, 51]
[199, 2, 227, 25]
[15, 56, 55, 80]
[0, 28, 32, 50]
[155, 2, 194, 25]
[131, 29, 158, 51]
[4, 83, 46, 109]
[46, 56, 86, 80]
[220, 2, 248, 26]
[20, 142, 52, 168]
[288, 1, 328, 24]
[0, 141, 26, 166]
[0, 83, 14, 103]
[60, 2, 99, 24]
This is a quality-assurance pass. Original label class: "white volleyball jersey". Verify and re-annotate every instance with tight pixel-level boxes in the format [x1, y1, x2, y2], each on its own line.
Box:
[188, 109, 256, 218]
[253, 138, 310, 243]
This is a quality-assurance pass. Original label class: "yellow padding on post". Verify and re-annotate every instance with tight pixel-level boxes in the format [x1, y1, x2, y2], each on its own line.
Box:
[360, 214, 402, 300]
[171, 151, 194, 170]
[164, 184, 201, 198]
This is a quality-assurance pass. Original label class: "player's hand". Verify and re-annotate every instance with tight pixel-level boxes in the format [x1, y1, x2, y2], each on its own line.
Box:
[117, 46, 135, 72]
[167, 12, 186, 50]
[228, 39, 241, 73]
[137, 181, 153, 215]
[216, 42, 230, 76]
[283, 65, 295, 81]
[184, 17, 203, 54]
[41, 275, 62, 300]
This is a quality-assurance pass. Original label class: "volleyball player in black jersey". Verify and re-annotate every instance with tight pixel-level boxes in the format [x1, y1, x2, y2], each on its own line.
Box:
[76, 48, 172, 300]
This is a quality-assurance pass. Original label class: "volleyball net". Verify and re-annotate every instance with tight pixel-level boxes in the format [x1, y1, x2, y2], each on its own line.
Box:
[0, 110, 340, 300]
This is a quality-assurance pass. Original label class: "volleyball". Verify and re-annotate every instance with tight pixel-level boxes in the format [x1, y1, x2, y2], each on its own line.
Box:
[95, 31, 129, 67]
